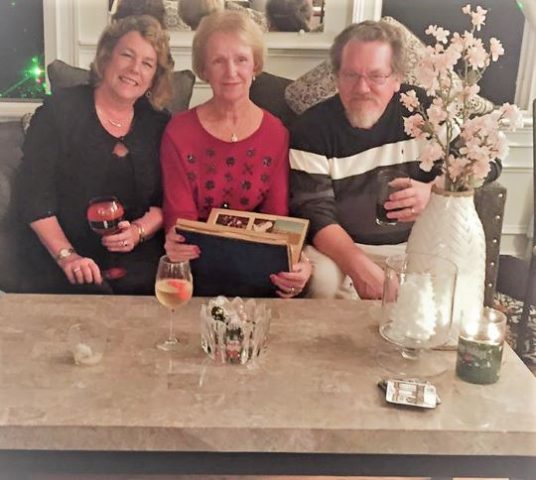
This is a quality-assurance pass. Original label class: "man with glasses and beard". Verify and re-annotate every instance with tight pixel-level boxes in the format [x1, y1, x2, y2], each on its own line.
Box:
[289, 20, 501, 300]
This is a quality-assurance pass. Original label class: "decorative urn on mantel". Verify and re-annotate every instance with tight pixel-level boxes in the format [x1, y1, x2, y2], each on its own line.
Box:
[400, 4, 523, 341]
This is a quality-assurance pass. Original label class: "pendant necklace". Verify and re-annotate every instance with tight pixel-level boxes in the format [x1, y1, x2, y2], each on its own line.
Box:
[96, 106, 133, 129]
[108, 117, 125, 128]
[230, 132, 238, 142]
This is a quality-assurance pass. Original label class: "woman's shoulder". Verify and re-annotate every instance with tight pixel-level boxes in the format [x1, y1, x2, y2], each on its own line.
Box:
[164, 108, 199, 134]
[260, 108, 288, 134]
[41, 84, 93, 113]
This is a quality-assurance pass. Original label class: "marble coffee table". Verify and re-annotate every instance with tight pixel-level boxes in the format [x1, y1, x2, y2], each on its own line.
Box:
[0, 293, 534, 478]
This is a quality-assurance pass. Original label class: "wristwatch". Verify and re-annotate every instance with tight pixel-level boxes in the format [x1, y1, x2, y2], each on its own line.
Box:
[55, 247, 75, 262]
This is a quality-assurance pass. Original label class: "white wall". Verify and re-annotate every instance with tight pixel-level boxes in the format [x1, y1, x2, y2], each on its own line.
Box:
[1, 0, 533, 257]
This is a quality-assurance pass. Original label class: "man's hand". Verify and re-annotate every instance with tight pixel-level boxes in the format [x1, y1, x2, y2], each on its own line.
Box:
[313, 224, 386, 300]
[350, 256, 385, 299]
[384, 178, 433, 222]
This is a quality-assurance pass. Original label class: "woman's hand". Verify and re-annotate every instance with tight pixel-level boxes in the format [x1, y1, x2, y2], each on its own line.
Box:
[270, 257, 312, 298]
[384, 178, 433, 223]
[101, 221, 140, 253]
[59, 254, 102, 285]
[164, 228, 200, 262]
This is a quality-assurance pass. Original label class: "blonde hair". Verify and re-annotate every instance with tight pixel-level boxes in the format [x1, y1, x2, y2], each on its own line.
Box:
[90, 15, 174, 110]
[192, 10, 266, 82]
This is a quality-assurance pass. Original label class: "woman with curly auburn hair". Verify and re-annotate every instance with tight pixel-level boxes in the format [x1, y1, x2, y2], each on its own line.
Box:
[18, 14, 173, 295]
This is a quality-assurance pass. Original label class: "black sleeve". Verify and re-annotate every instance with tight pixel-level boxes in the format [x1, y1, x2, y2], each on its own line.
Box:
[18, 96, 62, 224]
[289, 111, 341, 239]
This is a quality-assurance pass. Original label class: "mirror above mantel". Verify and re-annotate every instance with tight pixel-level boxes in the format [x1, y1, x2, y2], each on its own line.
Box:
[161, 0, 355, 49]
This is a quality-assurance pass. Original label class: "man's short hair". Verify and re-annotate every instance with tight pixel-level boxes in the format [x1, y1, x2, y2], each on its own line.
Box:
[330, 20, 407, 77]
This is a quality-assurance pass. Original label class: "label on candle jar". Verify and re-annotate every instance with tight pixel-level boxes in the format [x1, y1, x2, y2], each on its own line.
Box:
[456, 336, 503, 384]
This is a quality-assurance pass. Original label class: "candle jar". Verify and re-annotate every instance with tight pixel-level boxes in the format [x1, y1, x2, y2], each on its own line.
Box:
[456, 307, 507, 384]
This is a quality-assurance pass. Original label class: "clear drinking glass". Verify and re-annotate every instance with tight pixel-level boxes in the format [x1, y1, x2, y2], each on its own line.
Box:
[154, 255, 193, 351]
[375, 168, 410, 226]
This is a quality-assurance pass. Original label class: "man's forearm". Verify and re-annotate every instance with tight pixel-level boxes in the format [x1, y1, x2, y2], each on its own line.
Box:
[313, 224, 386, 299]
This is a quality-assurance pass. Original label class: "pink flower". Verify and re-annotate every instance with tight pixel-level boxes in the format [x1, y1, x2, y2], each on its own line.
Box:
[400, 3, 520, 192]
[472, 157, 491, 180]
[427, 103, 448, 127]
[463, 84, 480, 99]
[500, 103, 523, 130]
[489, 38, 504, 62]
[403, 114, 426, 138]
[466, 40, 488, 69]
[447, 155, 469, 180]
[419, 141, 444, 172]
[470, 6, 487, 31]
[445, 44, 463, 67]
[426, 25, 450, 44]
[401, 90, 420, 112]
[495, 131, 510, 160]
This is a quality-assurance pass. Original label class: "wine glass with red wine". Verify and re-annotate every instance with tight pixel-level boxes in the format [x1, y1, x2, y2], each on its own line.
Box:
[86, 196, 126, 280]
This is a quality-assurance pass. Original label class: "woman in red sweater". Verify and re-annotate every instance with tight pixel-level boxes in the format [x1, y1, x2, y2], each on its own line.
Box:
[161, 10, 311, 297]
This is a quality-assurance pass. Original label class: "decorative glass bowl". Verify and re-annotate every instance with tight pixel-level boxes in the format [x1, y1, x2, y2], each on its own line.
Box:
[200, 296, 271, 364]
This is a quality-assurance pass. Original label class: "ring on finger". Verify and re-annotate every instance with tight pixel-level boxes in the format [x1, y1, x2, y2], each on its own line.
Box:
[410, 206, 416, 215]
[73, 266, 82, 273]
[290, 287, 296, 295]
[122, 241, 128, 247]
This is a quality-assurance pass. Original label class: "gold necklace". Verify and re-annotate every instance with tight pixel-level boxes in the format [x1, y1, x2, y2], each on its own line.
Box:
[96, 106, 133, 129]
[230, 132, 238, 142]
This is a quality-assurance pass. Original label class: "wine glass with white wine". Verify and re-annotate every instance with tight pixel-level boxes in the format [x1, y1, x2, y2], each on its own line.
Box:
[154, 255, 193, 351]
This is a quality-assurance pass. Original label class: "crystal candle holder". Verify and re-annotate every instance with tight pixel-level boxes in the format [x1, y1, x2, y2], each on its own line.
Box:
[456, 307, 507, 384]
[200, 296, 271, 365]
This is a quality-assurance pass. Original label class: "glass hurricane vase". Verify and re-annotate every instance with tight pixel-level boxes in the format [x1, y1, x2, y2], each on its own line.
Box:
[378, 252, 458, 378]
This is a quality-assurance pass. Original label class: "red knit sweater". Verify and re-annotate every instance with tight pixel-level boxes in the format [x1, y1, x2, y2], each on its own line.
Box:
[161, 107, 289, 230]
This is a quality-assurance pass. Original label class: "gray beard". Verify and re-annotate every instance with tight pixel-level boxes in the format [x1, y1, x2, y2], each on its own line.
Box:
[345, 108, 382, 129]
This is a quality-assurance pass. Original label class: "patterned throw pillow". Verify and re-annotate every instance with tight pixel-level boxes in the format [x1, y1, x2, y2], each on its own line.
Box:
[163, 0, 191, 31]
[495, 292, 536, 366]
[284, 60, 337, 115]
[46, 60, 196, 113]
[284, 16, 495, 116]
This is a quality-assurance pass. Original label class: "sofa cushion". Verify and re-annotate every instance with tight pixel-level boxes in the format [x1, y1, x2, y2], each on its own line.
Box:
[250, 72, 297, 127]
[285, 16, 495, 116]
[47, 59, 195, 113]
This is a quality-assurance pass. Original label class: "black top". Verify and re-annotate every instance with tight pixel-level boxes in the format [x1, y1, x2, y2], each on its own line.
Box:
[18, 85, 170, 291]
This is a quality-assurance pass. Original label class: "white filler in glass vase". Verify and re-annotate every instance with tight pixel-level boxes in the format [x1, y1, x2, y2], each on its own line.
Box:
[388, 273, 437, 343]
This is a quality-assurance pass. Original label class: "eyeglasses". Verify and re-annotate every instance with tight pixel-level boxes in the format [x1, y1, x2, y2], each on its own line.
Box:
[338, 71, 393, 86]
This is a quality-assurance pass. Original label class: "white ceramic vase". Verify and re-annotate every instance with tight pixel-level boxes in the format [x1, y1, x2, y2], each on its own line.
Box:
[406, 187, 486, 344]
